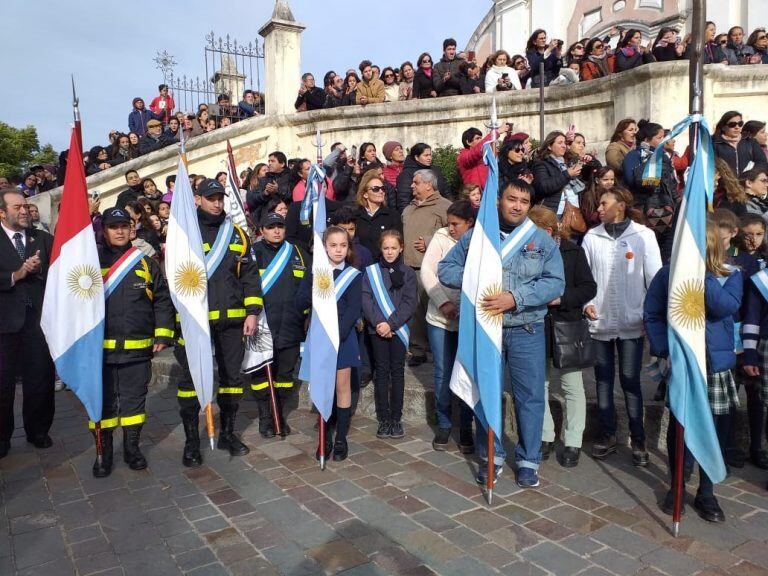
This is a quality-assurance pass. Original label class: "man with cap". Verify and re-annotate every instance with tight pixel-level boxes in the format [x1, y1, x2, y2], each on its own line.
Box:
[175, 178, 263, 467]
[128, 97, 161, 138]
[92, 207, 175, 477]
[138, 119, 167, 156]
[382, 141, 405, 188]
[250, 211, 310, 437]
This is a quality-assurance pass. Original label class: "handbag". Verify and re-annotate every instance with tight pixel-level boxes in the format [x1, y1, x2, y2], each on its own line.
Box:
[560, 200, 587, 235]
[551, 318, 596, 370]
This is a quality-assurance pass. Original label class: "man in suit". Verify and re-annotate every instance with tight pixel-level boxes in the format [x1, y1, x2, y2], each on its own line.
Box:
[0, 188, 55, 459]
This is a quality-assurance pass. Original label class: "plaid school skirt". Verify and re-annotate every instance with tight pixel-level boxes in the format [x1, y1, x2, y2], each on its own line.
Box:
[708, 370, 740, 415]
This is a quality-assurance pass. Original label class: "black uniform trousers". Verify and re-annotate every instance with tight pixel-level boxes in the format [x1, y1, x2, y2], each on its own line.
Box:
[0, 311, 55, 442]
[175, 323, 244, 416]
[250, 345, 299, 400]
[93, 361, 152, 429]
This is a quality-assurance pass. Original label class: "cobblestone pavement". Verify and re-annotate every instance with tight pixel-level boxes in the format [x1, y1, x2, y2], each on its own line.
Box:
[2, 383, 768, 576]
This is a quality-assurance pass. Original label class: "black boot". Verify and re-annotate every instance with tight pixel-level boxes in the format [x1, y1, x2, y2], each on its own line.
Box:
[277, 396, 291, 437]
[123, 425, 148, 470]
[217, 408, 250, 456]
[181, 411, 203, 468]
[257, 400, 275, 439]
[92, 428, 114, 478]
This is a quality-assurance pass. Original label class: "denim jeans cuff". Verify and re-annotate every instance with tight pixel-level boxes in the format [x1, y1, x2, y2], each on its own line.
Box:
[516, 460, 539, 471]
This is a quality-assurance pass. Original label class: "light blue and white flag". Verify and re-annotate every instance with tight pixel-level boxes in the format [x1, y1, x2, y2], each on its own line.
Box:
[304, 164, 339, 421]
[165, 156, 214, 411]
[643, 115, 725, 483]
[449, 141, 503, 437]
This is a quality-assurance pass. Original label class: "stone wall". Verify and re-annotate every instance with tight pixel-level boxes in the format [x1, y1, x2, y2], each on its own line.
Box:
[34, 61, 768, 227]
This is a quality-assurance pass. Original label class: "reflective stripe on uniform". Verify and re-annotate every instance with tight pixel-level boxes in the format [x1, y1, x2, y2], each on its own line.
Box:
[155, 328, 174, 338]
[208, 308, 247, 321]
[120, 414, 146, 426]
[89, 417, 119, 429]
[229, 243, 244, 252]
[244, 297, 262, 307]
[177, 389, 197, 398]
[218, 387, 243, 394]
[250, 382, 269, 391]
[293, 270, 304, 278]
[203, 242, 211, 252]
[274, 381, 294, 388]
[103, 338, 153, 350]
[177, 338, 185, 346]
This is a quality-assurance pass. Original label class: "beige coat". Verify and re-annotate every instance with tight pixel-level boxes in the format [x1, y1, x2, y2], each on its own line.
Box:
[356, 78, 386, 104]
[420, 227, 460, 331]
[604, 141, 632, 176]
[402, 193, 452, 268]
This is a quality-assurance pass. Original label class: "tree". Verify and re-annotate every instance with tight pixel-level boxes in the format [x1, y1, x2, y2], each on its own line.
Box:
[0, 122, 58, 181]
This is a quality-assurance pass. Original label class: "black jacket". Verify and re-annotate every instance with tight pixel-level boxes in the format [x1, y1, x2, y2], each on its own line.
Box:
[253, 240, 310, 350]
[432, 56, 463, 97]
[0, 227, 52, 334]
[295, 87, 326, 111]
[115, 185, 144, 210]
[99, 243, 175, 365]
[526, 49, 561, 87]
[361, 259, 418, 333]
[713, 137, 768, 177]
[246, 168, 292, 223]
[499, 158, 530, 188]
[614, 49, 654, 72]
[413, 69, 435, 99]
[196, 211, 263, 326]
[355, 205, 402, 259]
[139, 134, 165, 156]
[549, 240, 597, 323]
[395, 156, 452, 213]
[459, 75, 483, 95]
[285, 198, 343, 253]
[531, 157, 576, 212]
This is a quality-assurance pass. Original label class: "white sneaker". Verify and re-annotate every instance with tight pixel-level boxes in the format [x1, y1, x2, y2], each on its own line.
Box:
[54, 379, 66, 392]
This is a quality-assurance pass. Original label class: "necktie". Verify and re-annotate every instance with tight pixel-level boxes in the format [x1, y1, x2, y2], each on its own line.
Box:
[13, 232, 25, 261]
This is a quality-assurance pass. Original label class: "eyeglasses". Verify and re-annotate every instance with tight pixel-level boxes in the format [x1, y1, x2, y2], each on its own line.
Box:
[367, 185, 386, 193]
[573, 45, 584, 50]
[719, 40, 728, 45]
[726, 120, 744, 128]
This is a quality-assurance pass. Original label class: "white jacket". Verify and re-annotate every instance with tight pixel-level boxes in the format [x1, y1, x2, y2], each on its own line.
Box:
[582, 221, 662, 341]
[421, 227, 460, 331]
[485, 65, 522, 93]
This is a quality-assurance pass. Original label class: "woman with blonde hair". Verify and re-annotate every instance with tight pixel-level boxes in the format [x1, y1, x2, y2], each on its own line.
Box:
[354, 170, 401, 259]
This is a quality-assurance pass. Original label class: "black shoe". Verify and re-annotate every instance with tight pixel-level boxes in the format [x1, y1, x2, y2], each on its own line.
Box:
[376, 421, 391, 439]
[724, 449, 746, 469]
[276, 397, 291, 437]
[458, 428, 475, 454]
[27, 434, 53, 449]
[0, 441, 9, 460]
[541, 441, 554, 461]
[591, 434, 617, 459]
[407, 355, 427, 368]
[389, 421, 404, 439]
[332, 439, 348, 461]
[360, 373, 372, 388]
[559, 446, 580, 468]
[123, 426, 147, 470]
[661, 490, 686, 516]
[653, 379, 667, 402]
[432, 428, 451, 451]
[750, 450, 768, 470]
[315, 431, 334, 461]
[693, 494, 725, 523]
[257, 401, 276, 438]
[181, 412, 203, 468]
[217, 409, 250, 456]
[92, 429, 114, 478]
[475, 463, 503, 485]
[631, 439, 650, 467]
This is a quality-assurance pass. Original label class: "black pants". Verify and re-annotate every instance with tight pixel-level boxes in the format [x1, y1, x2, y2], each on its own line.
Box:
[175, 323, 244, 416]
[96, 361, 152, 429]
[666, 412, 730, 499]
[370, 334, 406, 422]
[0, 312, 55, 442]
[250, 345, 298, 400]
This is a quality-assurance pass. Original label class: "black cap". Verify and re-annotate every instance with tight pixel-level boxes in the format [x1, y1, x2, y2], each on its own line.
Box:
[195, 178, 227, 198]
[261, 212, 285, 228]
[102, 207, 132, 226]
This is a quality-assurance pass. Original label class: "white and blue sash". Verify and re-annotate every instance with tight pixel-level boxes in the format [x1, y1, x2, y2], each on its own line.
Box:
[204, 217, 234, 277]
[260, 242, 293, 295]
[334, 266, 360, 301]
[365, 264, 409, 347]
[500, 218, 537, 266]
[103, 246, 144, 300]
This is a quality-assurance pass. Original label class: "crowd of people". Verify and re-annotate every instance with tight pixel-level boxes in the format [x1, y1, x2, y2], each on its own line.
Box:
[3, 19, 768, 527]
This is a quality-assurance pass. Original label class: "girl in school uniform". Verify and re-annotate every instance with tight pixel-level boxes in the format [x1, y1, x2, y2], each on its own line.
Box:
[297, 226, 362, 462]
[362, 230, 418, 439]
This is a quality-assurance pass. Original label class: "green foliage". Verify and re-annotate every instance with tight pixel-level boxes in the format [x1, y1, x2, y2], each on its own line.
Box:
[0, 122, 58, 181]
[431, 144, 461, 193]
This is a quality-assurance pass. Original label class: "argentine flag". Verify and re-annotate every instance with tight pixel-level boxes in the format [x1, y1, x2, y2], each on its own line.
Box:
[166, 156, 215, 411]
[41, 128, 104, 423]
[643, 115, 725, 483]
[450, 142, 503, 437]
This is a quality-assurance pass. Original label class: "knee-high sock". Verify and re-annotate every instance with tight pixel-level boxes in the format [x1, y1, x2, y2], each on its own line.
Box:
[335, 407, 351, 442]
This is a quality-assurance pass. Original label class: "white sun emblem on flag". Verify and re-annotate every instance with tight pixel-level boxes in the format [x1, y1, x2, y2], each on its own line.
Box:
[175, 261, 207, 297]
[66, 265, 102, 300]
[313, 269, 335, 300]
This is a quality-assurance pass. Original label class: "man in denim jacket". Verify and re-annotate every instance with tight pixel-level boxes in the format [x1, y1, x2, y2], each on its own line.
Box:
[439, 179, 565, 488]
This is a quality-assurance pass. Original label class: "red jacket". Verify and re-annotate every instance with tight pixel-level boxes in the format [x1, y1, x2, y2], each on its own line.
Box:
[457, 134, 492, 190]
[382, 163, 403, 188]
[149, 95, 175, 124]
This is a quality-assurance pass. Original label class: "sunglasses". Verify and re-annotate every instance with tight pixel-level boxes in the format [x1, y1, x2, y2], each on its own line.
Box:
[757, 35, 768, 41]
[422, 59, 432, 64]
[367, 185, 386, 193]
[726, 120, 744, 128]
[593, 44, 604, 50]
[384, 73, 394, 78]
[719, 40, 728, 45]
[573, 45, 584, 50]
[510, 146, 524, 153]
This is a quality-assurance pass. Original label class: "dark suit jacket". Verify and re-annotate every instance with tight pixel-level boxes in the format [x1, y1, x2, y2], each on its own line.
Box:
[0, 227, 53, 333]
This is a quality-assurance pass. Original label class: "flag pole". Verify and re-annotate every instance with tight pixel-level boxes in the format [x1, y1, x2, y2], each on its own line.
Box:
[265, 364, 282, 436]
[71, 75, 82, 154]
[313, 127, 327, 471]
[672, 0, 705, 538]
[318, 414, 326, 470]
[206, 404, 215, 450]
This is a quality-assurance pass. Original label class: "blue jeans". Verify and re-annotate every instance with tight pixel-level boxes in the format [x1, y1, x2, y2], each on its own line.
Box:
[427, 324, 473, 431]
[593, 337, 645, 442]
[475, 323, 546, 470]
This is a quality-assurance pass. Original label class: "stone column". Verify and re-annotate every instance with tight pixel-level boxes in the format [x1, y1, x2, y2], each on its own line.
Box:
[258, 0, 306, 116]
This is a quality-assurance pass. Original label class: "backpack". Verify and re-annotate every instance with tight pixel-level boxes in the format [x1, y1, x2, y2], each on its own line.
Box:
[632, 154, 677, 234]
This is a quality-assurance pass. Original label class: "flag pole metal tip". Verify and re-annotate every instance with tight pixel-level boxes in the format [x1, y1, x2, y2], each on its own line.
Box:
[672, 522, 680, 538]
[487, 488, 493, 506]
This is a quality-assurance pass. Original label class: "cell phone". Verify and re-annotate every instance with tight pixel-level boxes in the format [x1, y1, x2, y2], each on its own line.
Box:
[468, 50, 476, 61]
[91, 190, 100, 201]
[349, 145, 358, 161]
[502, 73, 509, 80]
[569, 123, 576, 133]
[675, 37, 681, 45]
[557, 40, 564, 48]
